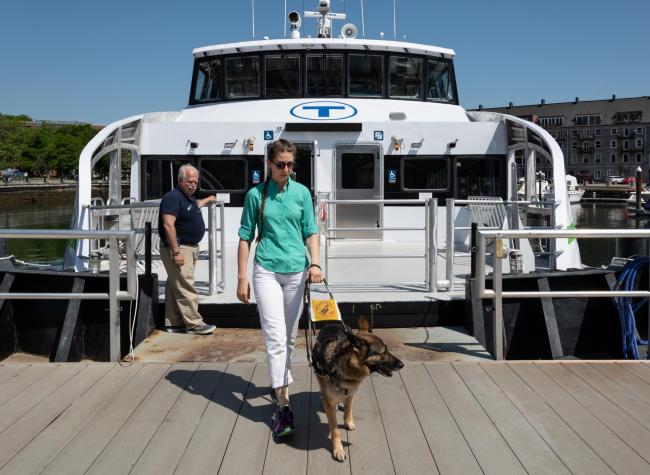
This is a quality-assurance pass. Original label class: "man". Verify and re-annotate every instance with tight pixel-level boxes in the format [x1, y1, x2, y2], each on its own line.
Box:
[159, 164, 216, 335]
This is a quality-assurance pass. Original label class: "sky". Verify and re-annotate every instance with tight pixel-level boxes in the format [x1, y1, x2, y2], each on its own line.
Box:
[0, 0, 648, 125]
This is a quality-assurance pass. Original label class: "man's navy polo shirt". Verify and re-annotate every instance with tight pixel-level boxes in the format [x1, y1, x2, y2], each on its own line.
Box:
[158, 188, 205, 245]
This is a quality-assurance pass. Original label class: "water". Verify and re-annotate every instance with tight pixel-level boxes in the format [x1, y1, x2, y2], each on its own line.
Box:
[0, 191, 646, 267]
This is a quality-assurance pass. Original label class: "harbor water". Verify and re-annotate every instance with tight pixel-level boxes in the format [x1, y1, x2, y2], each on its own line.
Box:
[0, 191, 647, 268]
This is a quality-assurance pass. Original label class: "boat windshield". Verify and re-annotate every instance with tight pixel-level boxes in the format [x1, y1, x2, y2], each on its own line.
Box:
[190, 50, 457, 105]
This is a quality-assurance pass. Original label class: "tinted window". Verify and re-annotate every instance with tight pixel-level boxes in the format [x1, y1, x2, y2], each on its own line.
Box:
[265, 55, 300, 97]
[426, 59, 455, 103]
[456, 158, 503, 199]
[144, 159, 189, 200]
[341, 153, 374, 189]
[306, 54, 343, 97]
[199, 158, 247, 191]
[389, 56, 422, 100]
[225, 56, 260, 98]
[194, 59, 222, 102]
[403, 158, 448, 190]
[348, 54, 383, 97]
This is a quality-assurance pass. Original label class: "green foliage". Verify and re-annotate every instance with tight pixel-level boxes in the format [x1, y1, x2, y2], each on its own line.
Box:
[0, 113, 99, 175]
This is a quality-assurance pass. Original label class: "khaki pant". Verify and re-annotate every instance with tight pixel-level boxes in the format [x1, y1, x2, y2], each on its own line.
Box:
[161, 244, 203, 329]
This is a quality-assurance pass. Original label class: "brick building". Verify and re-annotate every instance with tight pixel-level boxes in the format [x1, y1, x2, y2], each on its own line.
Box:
[477, 96, 650, 182]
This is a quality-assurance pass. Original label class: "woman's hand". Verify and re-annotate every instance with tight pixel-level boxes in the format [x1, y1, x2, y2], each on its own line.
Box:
[308, 265, 323, 284]
[237, 277, 250, 304]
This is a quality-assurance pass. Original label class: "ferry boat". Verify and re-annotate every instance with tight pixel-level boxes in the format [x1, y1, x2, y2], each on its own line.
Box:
[65, 0, 581, 276]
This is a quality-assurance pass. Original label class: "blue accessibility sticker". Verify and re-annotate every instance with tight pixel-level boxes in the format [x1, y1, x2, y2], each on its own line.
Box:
[264, 130, 274, 140]
[251, 169, 261, 184]
[388, 169, 397, 184]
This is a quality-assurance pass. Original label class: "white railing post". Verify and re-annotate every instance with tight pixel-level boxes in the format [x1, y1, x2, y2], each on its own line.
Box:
[109, 236, 121, 362]
[208, 203, 217, 295]
[445, 198, 455, 289]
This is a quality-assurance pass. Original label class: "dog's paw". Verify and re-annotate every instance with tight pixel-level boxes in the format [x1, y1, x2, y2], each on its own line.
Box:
[344, 419, 355, 431]
[332, 446, 347, 462]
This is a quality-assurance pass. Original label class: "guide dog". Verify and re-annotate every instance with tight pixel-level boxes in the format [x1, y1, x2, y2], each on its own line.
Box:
[312, 316, 404, 462]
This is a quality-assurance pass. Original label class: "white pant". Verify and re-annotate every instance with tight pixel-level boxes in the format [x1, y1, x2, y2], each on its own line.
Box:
[253, 263, 307, 388]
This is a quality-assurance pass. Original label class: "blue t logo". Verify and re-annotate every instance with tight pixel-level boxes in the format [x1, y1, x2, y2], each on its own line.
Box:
[302, 105, 346, 118]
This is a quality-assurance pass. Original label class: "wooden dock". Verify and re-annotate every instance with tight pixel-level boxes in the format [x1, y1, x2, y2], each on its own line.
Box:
[0, 361, 649, 474]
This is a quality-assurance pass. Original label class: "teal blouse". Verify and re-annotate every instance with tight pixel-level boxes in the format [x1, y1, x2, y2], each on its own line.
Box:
[238, 179, 319, 273]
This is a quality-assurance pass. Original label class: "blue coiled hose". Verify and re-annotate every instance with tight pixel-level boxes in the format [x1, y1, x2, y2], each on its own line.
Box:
[612, 256, 649, 359]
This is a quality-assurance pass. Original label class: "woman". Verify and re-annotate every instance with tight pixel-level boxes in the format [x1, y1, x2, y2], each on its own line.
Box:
[237, 139, 323, 438]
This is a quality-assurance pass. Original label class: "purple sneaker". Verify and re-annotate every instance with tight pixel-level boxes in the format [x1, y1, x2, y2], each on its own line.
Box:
[272, 406, 295, 438]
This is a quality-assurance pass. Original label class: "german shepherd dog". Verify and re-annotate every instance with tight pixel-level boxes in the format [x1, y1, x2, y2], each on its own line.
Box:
[312, 316, 404, 462]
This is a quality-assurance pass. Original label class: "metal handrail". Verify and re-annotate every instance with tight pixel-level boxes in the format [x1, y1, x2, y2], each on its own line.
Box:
[319, 198, 437, 291]
[86, 200, 226, 294]
[475, 228, 650, 360]
[443, 198, 560, 291]
[0, 229, 137, 362]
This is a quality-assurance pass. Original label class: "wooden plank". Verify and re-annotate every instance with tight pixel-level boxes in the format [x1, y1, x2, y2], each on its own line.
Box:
[481, 363, 613, 475]
[0, 364, 110, 469]
[42, 363, 170, 475]
[130, 363, 227, 474]
[563, 363, 650, 430]
[1, 364, 138, 475]
[85, 362, 199, 475]
[454, 363, 569, 474]
[174, 363, 255, 474]
[0, 365, 24, 386]
[618, 362, 650, 384]
[509, 363, 649, 474]
[306, 371, 350, 474]
[426, 363, 525, 475]
[537, 363, 650, 465]
[400, 364, 481, 475]
[591, 362, 650, 404]
[372, 370, 437, 474]
[0, 365, 52, 406]
[263, 364, 311, 475]
[218, 363, 275, 475]
[0, 364, 84, 433]
[345, 377, 394, 475]
[54, 277, 85, 362]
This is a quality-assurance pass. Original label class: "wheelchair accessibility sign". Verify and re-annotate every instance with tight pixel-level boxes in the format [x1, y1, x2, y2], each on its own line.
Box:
[264, 130, 274, 140]
[388, 169, 397, 184]
[251, 169, 261, 184]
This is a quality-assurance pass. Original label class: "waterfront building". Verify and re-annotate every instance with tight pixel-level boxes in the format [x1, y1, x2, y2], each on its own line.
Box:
[476, 96, 650, 182]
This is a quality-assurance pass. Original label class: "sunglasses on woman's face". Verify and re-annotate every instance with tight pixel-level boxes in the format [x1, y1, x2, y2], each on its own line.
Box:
[272, 160, 295, 170]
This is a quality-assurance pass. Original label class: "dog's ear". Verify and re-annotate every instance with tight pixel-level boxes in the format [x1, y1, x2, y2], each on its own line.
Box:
[358, 316, 372, 333]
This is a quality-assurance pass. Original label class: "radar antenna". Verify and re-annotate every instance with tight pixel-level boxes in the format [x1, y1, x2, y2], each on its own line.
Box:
[304, 0, 347, 38]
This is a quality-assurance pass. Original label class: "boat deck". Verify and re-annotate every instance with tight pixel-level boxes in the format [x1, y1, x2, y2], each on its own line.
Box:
[1, 360, 649, 474]
[158, 241, 474, 305]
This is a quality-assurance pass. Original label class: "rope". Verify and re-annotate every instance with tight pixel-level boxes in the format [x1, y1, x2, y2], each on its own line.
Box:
[612, 256, 649, 359]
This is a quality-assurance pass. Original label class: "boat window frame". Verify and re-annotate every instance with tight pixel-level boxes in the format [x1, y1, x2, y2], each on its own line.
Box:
[264, 53, 302, 98]
[452, 155, 508, 200]
[305, 53, 346, 98]
[196, 156, 250, 192]
[425, 57, 458, 104]
[347, 53, 385, 98]
[224, 55, 262, 100]
[400, 155, 451, 192]
[188, 49, 459, 106]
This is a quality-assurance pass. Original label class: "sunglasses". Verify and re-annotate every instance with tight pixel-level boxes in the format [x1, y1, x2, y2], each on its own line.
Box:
[272, 161, 295, 170]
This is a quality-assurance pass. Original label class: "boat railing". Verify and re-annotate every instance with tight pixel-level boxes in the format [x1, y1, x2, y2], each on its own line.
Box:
[318, 198, 437, 291]
[0, 229, 137, 362]
[86, 200, 226, 294]
[475, 228, 650, 360]
[442, 198, 559, 291]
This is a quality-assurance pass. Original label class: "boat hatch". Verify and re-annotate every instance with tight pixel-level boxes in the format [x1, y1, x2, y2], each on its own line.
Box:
[334, 144, 382, 239]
